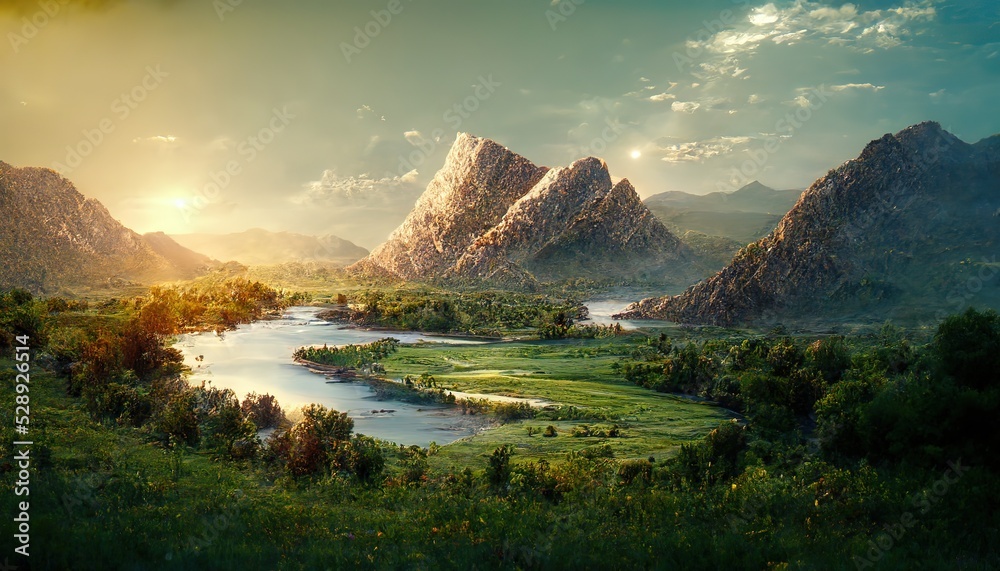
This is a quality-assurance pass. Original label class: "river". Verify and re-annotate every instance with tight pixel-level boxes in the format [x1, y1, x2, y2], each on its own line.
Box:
[175, 297, 664, 446]
[174, 307, 485, 446]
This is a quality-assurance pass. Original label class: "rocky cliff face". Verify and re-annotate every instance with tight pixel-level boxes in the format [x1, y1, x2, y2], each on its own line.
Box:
[0, 162, 208, 292]
[616, 122, 1000, 325]
[349, 133, 549, 280]
[350, 133, 699, 286]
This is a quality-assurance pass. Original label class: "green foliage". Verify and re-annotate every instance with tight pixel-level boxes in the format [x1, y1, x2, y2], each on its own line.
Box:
[486, 445, 514, 489]
[293, 338, 399, 370]
[268, 404, 356, 477]
[343, 288, 586, 336]
[933, 307, 1000, 390]
[241, 392, 285, 429]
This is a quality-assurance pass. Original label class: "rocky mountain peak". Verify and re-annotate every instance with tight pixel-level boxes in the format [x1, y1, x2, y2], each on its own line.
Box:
[351, 134, 699, 286]
[616, 123, 1000, 325]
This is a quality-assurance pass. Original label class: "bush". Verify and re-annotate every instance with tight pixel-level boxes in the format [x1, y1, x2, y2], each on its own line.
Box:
[543, 425, 558, 437]
[270, 405, 355, 477]
[241, 392, 285, 429]
[617, 459, 652, 485]
[933, 308, 1000, 390]
[486, 445, 514, 489]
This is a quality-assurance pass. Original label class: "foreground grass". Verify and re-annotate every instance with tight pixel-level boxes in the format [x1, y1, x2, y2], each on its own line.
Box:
[380, 338, 735, 470]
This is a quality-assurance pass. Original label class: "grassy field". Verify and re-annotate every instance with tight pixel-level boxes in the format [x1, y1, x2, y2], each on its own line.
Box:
[380, 338, 736, 470]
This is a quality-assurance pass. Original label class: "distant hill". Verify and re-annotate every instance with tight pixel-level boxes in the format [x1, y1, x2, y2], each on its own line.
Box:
[350, 133, 703, 287]
[645, 181, 803, 244]
[170, 229, 369, 267]
[0, 161, 211, 292]
[142, 232, 218, 278]
[618, 122, 1000, 326]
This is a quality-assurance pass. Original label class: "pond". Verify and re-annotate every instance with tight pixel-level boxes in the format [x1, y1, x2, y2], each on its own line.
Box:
[174, 307, 484, 447]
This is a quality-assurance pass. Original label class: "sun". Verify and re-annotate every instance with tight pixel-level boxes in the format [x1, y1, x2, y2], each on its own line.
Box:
[174, 198, 187, 209]
[630, 149, 642, 160]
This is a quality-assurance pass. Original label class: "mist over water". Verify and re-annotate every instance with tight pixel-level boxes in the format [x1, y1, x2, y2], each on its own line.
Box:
[174, 307, 482, 446]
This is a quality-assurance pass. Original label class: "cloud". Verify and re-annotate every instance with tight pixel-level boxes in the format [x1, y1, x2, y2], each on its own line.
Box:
[671, 101, 701, 113]
[292, 169, 421, 207]
[132, 135, 178, 145]
[649, 92, 677, 102]
[356, 104, 385, 121]
[831, 83, 886, 91]
[656, 135, 754, 163]
[688, 0, 939, 65]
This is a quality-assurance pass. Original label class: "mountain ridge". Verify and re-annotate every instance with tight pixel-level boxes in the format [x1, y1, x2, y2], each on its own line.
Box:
[616, 122, 1000, 326]
[350, 133, 701, 287]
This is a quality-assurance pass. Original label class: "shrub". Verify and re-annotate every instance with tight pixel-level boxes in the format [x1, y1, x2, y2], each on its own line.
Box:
[543, 425, 558, 437]
[486, 445, 514, 489]
[241, 392, 285, 429]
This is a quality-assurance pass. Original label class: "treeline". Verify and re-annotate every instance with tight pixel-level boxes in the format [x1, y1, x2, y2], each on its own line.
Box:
[3, 280, 303, 456]
[615, 309, 1000, 471]
[293, 338, 399, 371]
[333, 289, 589, 336]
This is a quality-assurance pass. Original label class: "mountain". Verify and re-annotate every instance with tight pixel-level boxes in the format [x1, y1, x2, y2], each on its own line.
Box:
[170, 229, 369, 267]
[616, 122, 1000, 326]
[645, 181, 802, 245]
[350, 133, 701, 287]
[142, 232, 218, 278]
[0, 161, 211, 292]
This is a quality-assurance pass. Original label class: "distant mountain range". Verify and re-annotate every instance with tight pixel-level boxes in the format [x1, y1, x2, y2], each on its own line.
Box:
[169, 229, 368, 267]
[350, 133, 704, 287]
[618, 122, 1000, 326]
[0, 163, 368, 292]
[0, 162, 214, 292]
[645, 181, 803, 267]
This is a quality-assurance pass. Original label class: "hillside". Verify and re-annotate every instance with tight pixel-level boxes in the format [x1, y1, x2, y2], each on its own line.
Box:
[170, 229, 369, 267]
[617, 122, 1000, 326]
[351, 133, 702, 287]
[0, 162, 206, 292]
[646, 181, 802, 246]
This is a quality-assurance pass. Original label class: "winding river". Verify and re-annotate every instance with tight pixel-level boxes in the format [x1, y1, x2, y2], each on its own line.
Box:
[174, 299, 655, 446]
[174, 307, 484, 446]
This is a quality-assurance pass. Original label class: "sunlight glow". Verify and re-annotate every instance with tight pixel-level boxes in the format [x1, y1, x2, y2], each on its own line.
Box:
[630, 150, 642, 160]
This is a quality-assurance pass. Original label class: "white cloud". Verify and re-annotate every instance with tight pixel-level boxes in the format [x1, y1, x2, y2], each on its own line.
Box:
[132, 135, 178, 145]
[649, 92, 677, 102]
[748, 94, 763, 104]
[292, 169, 421, 206]
[657, 135, 754, 163]
[831, 83, 886, 91]
[356, 104, 386, 121]
[671, 101, 701, 113]
[403, 130, 425, 146]
[689, 0, 938, 62]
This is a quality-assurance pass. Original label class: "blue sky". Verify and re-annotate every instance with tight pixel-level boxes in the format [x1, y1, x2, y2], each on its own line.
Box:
[1, 0, 997, 248]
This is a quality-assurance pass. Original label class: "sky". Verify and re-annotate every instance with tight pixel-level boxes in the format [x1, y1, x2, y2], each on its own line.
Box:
[1, 0, 997, 249]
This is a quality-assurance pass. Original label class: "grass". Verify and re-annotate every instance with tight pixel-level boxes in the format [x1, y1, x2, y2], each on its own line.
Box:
[380, 338, 735, 470]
